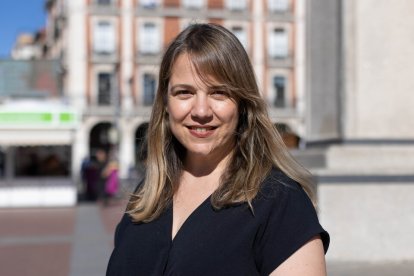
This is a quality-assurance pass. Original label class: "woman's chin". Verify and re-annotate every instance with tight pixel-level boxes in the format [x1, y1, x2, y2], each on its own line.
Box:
[186, 149, 213, 157]
[185, 145, 233, 162]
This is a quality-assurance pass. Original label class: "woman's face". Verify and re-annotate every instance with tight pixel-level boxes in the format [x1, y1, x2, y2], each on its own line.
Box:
[166, 53, 239, 161]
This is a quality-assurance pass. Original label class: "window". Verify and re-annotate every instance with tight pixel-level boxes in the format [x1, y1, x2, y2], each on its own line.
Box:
[140, 0, 159, 9]
[53, 17, 65, 40]
[182, 0, 204, 9]
[268, 0, 289, 12]
[139, 22, 161, 54]
[269, 28, 288, 59]
[143, 73, 156, 106]
[97, 0, 112, 5]
[53, 22, 61, 40]
[226, 0, 247, 11]
[98, 73, 112, 105]
[93, 21, 116, 54]
[231, 26, 247, 49]
[14, 146, 70, 177]
[272, 76, 286, 107]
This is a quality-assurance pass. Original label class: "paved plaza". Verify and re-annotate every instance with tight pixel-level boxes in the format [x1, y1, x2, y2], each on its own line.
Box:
[0, 198, 125, 276]
[0, 198, 413, 276]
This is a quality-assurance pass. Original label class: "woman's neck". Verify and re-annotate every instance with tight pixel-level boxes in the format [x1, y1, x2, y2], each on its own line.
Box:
[183, 150, 233, 178]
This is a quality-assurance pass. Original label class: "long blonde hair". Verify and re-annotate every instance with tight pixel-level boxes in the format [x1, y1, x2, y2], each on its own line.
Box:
[127, 23, 315, 222]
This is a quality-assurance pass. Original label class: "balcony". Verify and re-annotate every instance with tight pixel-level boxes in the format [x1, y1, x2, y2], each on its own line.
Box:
[89, 1, 120, 15]
[135, 5, 250, 20]
[90, 51, 119, 64]
[267, 56, 294, 68]
[135, 52, 162, 65]
[85, 104, 152, 120]
[267, 12, 294, 22]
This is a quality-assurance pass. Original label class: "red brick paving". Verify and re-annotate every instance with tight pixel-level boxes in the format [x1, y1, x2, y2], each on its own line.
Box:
[0, 208, 75, 237]
[99, 199, 128, 236]
[0, 202, 126, 276]
[0, 244, 71, 276]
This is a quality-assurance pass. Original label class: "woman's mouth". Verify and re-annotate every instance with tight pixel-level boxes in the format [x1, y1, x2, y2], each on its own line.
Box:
[188, 126, 217, 137]
[191, 127, 215, 132]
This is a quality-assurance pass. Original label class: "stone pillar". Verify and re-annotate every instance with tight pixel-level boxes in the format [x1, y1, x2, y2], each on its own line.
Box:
[119, 119, 135, 179]
[67, 0, 87, 109]
[252, 0, 264, 92]
[121, 0, 134, 111]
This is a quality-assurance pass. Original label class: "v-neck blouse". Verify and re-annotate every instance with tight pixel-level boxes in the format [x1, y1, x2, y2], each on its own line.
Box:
[106, 169, 330, 276]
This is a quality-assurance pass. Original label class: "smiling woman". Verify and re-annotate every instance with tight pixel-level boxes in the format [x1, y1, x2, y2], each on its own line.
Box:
[166, 53, 239, 162]
[107, 23, 329, 276]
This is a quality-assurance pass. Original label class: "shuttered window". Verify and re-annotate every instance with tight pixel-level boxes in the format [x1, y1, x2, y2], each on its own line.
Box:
[139, 22, 161, 54]
[269, 28, 288, 58]
[93, 21, 116, 54]
[268, 0, 289, 12]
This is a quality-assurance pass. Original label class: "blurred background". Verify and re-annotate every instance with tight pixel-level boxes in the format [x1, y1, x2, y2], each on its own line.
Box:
[0, 0, 413, 275]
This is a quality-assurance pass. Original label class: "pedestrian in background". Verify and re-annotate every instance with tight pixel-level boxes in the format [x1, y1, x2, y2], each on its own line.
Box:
[107, 23, 329, 275]
[81, 154, 98, 201]
[95, 148, 109, 205]
[103, 158, 119, 203]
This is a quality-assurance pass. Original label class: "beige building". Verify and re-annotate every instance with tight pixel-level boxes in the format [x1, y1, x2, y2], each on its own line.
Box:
[309, 0, 414, 262]
[341, 1, 414, 140]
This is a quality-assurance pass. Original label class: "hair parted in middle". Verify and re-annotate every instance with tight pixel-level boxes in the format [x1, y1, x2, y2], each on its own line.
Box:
[127, 23, 314, 222]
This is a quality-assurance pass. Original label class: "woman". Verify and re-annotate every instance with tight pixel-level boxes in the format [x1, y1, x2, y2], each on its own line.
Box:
[107, 23, 329, 275]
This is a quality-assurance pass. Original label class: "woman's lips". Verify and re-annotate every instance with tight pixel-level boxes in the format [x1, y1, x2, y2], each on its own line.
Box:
[188, 126, 217, 138]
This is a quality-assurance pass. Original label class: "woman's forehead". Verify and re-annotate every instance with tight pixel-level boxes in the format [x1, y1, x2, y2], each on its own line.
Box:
[169, 53, 223, 88]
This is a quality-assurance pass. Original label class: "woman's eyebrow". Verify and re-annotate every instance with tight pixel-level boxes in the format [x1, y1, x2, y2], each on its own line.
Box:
[169, 84, 193, 91]
[208, 84, 227, 90]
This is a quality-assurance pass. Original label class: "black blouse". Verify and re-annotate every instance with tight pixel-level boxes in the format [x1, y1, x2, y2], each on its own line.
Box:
[106, 169, 329, 276]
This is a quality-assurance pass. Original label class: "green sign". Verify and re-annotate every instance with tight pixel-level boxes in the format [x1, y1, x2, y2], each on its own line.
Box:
[59, 112, 75, 123]
[0, 111, 77, 125]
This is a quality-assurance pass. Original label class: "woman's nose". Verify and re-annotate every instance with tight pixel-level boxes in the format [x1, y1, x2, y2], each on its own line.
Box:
[191, 93, 213, 119]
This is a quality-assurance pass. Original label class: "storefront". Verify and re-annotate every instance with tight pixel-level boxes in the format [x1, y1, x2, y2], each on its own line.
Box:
[0, 101, 78, 207]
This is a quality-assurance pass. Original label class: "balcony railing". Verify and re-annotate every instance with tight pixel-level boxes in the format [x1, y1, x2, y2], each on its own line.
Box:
[135, 5, 250, 20]
[89, 2, 120, 15]
[90, 52, 119, 63]
[267, 56, 294, 68]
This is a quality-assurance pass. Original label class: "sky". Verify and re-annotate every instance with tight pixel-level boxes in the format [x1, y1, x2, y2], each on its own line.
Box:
[0, 0, 46, 58]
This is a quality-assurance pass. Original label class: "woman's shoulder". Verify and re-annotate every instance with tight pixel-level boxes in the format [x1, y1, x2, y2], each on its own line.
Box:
[251, 167, 318, 221]
[252, 168, 329, 273]
[256, 167, 304, 201]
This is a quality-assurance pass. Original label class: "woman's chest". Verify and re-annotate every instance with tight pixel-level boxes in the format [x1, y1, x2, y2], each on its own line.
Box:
[110, 204, 261, 275]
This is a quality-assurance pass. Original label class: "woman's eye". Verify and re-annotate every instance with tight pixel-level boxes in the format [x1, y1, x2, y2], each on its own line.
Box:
[211, 91, 229, 98]
[174, 90, 192, 98]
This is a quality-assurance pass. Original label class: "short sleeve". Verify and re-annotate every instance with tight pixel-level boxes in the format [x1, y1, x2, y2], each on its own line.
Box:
[253, 179, 329, 275]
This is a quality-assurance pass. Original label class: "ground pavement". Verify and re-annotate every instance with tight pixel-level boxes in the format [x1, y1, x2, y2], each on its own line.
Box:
[0, 198, 125, 276]
[0, 198, 413, 276]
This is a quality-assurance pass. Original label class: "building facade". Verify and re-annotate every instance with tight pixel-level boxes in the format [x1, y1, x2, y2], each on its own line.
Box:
[43, 0, 309, 183]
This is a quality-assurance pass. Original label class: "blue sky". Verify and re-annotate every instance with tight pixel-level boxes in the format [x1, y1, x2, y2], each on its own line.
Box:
[0, 0, 46, 58]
